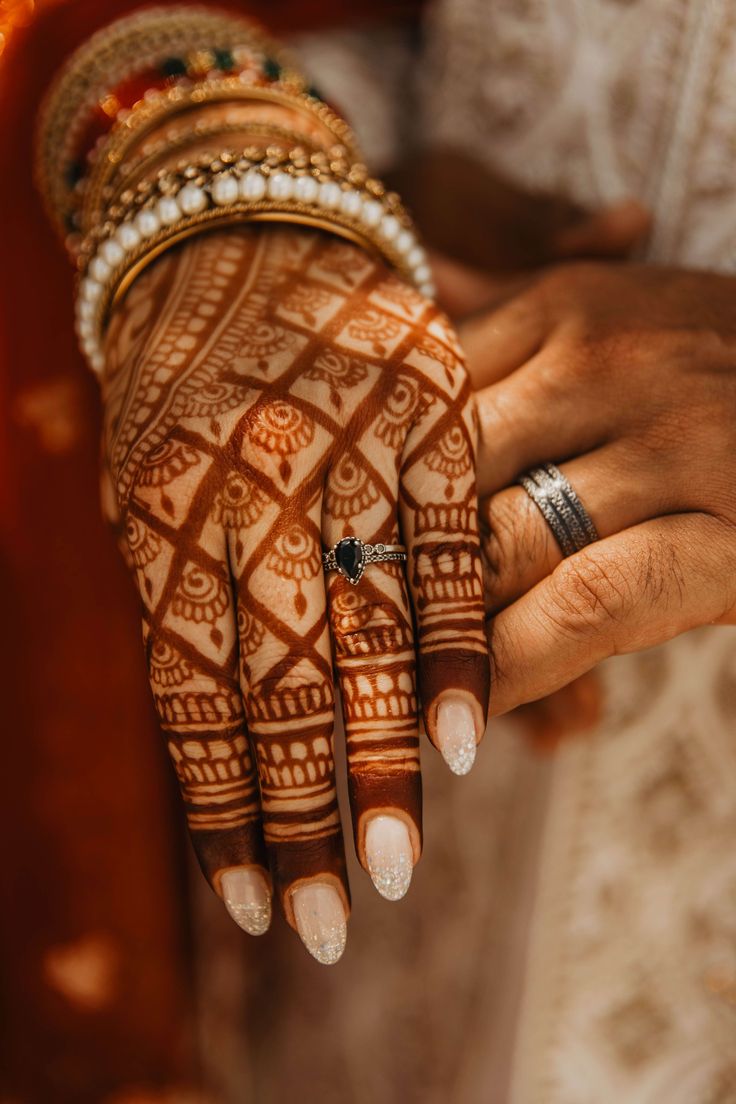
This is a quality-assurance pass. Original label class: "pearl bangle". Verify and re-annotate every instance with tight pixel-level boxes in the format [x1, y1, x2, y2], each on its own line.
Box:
[78, 77, 359, 236]
[75, 156, 434, 375]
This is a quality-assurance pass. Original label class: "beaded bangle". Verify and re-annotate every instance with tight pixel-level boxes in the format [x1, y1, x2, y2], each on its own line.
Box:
[78, 145, 396, 260]
[35, 5, 301, 237]
[114, 120, 323, 199]
[79, 78, 359, 235]
[75, 152, 434, 374]
[38, 6, 435, 380]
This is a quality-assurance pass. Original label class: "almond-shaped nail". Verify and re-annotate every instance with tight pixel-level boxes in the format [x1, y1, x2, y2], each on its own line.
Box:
[291, 882, 347, 966]
[220, 868, 271, 936]
[364, 814, 414, 901]
[436, 697, 477, 776]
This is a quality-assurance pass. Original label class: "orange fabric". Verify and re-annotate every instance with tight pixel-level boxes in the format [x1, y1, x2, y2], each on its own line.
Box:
[0, 1, 422, 1099]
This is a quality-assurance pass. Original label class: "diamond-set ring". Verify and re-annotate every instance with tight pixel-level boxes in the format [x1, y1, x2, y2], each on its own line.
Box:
[322, 537, 407, 585]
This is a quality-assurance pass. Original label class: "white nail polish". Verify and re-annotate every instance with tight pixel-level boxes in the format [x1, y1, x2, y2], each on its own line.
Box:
[220, 868, 271, 936]
[364, 815, 414, 901]
[291, 883, 347, 966]
[436, 698, 477, 776]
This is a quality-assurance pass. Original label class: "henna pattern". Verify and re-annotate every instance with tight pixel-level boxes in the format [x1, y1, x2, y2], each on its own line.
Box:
[376, 374, 426, 448]
[213, 472, 268, 528]
[102, 224, 489, 948]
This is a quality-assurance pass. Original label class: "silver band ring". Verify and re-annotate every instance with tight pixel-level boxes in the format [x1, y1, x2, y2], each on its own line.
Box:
[518, 463, 599, 558]
[322, 536, 406, 585]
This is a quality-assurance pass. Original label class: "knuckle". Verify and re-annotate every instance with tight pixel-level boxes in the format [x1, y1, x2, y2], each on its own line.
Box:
[412, 316, 468, 389]
[547, 551, 633, 635]
[247, 659, 335, 720]
[538, 261, 599, 302]
[636, 401, 692, 458]
[257, 732, 337, 797]
[482, 493, 549, 590]
[414, 538, 467, 572]
[330, 590, 412, 657]
[476, 388, 507, 441]
[413, 538, 482, 609]
[153, 681, 243, 729]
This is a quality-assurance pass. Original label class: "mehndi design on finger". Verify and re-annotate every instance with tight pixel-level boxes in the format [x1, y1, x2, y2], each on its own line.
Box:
[103, 224, 489, 945]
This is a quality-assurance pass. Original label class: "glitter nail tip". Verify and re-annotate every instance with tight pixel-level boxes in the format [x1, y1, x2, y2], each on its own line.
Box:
[292, 883, 347, 966]
[436, 698, 478, 776]
[365, 814, 414, 901]
[221, 868, 272, 936]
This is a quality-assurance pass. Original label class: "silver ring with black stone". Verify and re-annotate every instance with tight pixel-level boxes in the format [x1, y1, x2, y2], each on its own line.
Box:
[518, 462, 599, 558]
[322, 537, 407, 585]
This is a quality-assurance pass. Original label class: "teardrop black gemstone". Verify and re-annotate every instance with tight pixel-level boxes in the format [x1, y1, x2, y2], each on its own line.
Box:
[335, 537, 364, 584]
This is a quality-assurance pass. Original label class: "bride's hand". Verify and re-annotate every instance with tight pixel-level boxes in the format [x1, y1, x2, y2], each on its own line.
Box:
[101, 225, 489, 963]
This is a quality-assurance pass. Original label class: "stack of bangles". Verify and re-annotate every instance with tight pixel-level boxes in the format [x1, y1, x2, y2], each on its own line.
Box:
[35, 4, 435, 376]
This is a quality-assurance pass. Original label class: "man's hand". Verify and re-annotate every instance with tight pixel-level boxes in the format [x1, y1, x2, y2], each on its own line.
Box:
[461, 262, 736, 715]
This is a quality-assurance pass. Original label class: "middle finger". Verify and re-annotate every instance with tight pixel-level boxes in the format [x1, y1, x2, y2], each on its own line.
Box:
[231, 484, 350, 966]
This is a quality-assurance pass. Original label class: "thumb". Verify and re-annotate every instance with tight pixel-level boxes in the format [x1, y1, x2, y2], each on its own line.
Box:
[552, 199, 651, 260]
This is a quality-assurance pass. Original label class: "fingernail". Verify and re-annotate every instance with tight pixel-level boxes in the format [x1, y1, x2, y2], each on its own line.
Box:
[364, 814, 414, 901]
[220, 868, 271, 936]
[436, 697, 478, 776]
[291, 882, 347, 966]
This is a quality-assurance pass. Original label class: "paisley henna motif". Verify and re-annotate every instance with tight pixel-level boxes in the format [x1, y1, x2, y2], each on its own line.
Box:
[149, 639, 193, 688]
[325, 456, 380, 517]
[345, 308, 403, 356]
[376, 374, 423, 448]
[426, 425, 472, 477]
[172, 564, 229, 625]
[125, 515, 161, 568]
[185, 380, 245, 419]
[250, 401, 314, 456]
[213, 472, 269, 528]
[137, 439, 201, 486]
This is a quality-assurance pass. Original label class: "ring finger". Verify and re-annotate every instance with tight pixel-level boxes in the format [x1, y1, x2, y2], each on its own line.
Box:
[481, 442, 683, 614]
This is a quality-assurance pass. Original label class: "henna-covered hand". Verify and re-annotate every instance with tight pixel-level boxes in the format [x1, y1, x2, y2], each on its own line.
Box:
[101, 226, 489, 963]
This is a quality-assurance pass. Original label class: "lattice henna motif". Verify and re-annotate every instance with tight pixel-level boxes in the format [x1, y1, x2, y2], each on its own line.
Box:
[103, 225, 489, 949]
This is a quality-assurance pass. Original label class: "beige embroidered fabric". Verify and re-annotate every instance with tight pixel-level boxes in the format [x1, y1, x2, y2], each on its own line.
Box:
[193, 4, 736, 1101]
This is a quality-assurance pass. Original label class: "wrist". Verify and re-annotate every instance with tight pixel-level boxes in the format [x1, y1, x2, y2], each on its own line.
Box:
[36, 6, 432, 378]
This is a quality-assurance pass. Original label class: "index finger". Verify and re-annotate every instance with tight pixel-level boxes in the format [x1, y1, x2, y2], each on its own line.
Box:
[487, 513, 731, 715]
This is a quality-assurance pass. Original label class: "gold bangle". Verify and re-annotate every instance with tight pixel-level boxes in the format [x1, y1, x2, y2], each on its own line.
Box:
[80, 80, 361, 233]
[109, 210, 378, 315]
[78, 145, 383, 263]
[36, 6, 293, 237]
[113, 121, 324, 202]
[75, 160, 433, 373]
